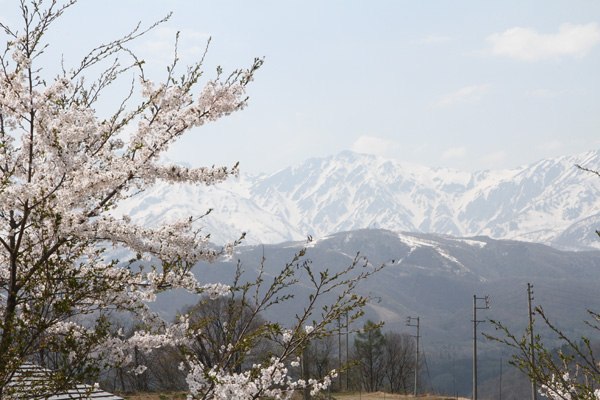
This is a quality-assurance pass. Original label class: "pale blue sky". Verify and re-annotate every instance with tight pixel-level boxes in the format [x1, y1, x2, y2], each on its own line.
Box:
[2, 1, 600, 174]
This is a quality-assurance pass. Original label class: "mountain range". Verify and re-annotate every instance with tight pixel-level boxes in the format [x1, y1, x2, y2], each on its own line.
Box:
[157, 228, 600, 347]
[121, 149, 600, 398]
[153, 228, 600, 397]
[117, 149, 600, 250]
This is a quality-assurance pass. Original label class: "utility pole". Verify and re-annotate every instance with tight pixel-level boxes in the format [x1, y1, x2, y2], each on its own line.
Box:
[473, 294, 490, 400]
[338, 311, 350, 391]
[345, 310, 349, 391]
[407, 316, 420, 397]
[338, 315, 342, 392]
[527, 283, 537, 400]
[499, 357, 502, 400]
[302, 348, 310, 400]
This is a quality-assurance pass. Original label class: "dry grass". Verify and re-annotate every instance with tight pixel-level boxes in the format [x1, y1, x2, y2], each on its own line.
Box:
[119, 393, 188, 400]
[122, 391, 469, 400]
[332, 392, 469, 400]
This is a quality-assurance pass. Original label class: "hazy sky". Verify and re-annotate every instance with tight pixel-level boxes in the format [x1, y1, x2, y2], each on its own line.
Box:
[2, 1, 600, 174]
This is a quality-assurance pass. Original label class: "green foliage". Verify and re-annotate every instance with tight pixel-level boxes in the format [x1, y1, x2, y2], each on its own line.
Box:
[488, 306, 600, 399]
[354, 321, 386, 357]
[353, 320, 386, 392]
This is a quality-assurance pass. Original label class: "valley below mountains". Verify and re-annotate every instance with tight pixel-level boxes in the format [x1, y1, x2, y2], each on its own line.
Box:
[159, 228, 600, 349]
[155, 228, 600, 398]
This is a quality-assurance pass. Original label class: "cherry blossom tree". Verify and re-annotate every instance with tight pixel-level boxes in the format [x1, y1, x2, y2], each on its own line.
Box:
[488, 164, 600, 400]
[0, 1, 382, 399]
[489, 307, 600, 400]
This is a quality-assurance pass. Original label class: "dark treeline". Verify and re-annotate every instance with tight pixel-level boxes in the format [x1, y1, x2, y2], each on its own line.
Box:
[93, 302, 419, 395]
[90, 300, 544, 399]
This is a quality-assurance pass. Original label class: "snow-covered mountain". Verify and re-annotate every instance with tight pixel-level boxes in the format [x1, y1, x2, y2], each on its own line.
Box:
[116, 150, 600, 250]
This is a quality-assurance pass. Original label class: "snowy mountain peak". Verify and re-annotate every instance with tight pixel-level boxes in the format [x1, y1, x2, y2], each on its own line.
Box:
[116, 150, 600, 250]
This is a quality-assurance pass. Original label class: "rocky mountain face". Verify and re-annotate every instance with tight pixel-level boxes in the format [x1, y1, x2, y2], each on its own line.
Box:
[117, 150, 600, 250]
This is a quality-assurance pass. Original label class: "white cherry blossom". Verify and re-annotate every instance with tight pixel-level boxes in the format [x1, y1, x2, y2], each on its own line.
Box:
[0, 2, 380, 399]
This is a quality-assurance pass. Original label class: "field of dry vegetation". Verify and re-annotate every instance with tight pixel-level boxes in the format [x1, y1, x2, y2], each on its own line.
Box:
[122, 392, 469, 400]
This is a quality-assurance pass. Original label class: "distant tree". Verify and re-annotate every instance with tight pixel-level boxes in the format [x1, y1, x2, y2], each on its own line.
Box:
[184, 295, 270, 374]
[304, 335, 336, 381]
[353, 320, 386, 392]
[383, 331, 416, 394]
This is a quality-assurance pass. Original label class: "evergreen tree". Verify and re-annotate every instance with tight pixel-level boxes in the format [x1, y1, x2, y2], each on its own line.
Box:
[353, 320, 386, 392]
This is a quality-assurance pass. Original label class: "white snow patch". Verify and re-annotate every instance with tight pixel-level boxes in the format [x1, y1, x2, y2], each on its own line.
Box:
[454, 238, 487, 248]
[397, 233, 472, 276]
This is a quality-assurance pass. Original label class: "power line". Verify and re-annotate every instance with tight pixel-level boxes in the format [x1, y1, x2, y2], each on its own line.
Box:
[419, 334, 435, 394]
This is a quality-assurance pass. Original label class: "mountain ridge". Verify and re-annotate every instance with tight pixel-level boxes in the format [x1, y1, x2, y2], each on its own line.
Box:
[154, 228, 600, 350]
[116, 149, 600, 250]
